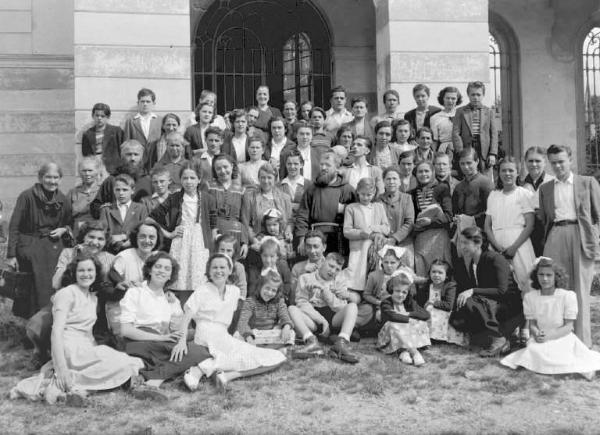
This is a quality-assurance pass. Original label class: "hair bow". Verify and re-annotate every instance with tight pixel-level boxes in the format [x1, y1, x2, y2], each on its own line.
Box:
[377, 245, 407, 261]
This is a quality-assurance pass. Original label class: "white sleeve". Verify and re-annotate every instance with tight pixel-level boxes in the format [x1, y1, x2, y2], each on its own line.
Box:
[563, 290, 578, 320]
[119, 287, 140, 324]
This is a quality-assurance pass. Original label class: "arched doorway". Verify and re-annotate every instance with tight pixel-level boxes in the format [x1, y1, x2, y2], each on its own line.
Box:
[192, 0, 332, 114]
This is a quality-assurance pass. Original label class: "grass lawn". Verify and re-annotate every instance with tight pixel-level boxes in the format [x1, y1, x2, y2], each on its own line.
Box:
[1, 296, 600, 434]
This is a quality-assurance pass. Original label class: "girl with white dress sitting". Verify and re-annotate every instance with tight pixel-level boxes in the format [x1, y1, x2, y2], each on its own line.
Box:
[501, 257, 600, 380]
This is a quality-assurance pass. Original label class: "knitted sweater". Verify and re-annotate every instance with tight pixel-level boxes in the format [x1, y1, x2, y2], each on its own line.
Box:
[236, 296, 293, 339]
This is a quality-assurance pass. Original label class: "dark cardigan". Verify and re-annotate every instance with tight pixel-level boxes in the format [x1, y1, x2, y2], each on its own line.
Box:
[416, 280, 457, 312]
[380, 293, 430, 324]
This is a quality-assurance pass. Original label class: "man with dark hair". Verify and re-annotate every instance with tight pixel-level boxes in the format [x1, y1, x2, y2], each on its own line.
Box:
[324, 85, 354, 134]
[538, 144, 600, 347]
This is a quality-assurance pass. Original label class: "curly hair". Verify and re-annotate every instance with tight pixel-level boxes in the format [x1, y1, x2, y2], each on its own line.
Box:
[430, 259, 453, 282]
[75, 220, 110, 246]
[142, 251, 179, 288]
[129, 221, 162, 252]
[530, 257, 569, 290]
[61, 252, 103, 289]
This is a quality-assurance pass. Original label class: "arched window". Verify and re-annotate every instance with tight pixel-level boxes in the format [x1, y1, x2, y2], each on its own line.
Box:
[283, 33, 312, 104]
[489, 13, 522, 159]
[582, 28, 600, 176]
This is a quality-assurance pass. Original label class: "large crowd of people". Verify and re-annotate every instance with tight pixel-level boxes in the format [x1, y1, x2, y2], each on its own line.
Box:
[6, 82, 600, 404]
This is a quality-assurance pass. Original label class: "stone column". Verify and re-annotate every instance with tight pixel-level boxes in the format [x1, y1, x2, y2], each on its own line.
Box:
[74, 0, 192, 143]
[375, 0, 489, 114]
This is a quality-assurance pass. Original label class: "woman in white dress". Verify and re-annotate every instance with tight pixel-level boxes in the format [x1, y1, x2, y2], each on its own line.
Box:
[501, 257, 600, 379]
[11, 254, 144, 404]
[172, 253, 286, 390]
[484, 157, 536, 293]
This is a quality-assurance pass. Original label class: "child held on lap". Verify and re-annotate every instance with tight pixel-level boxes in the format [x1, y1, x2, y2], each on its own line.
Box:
[237, 271, 295, 347]
[416, 260, 467, 346]
[362, 245, 419, 324]
[377, 272, 430, 366]
[501, 257, 600, 379]
[288, 253, 361, 362]
[247, 238, 293, 304]
[250, 208, 294, 260]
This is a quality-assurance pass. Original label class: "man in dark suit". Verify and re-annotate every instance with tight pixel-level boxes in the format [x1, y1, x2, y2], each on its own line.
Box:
[452, 81, 498, 178]
[538, 144, 600, 347]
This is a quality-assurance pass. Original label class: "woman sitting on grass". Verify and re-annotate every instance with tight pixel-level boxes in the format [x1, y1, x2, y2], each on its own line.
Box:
[501, 257, 600, 380]
[118, 252, 211, 395]
[174, 253, 286, 391]
[10, 254, 144, 404]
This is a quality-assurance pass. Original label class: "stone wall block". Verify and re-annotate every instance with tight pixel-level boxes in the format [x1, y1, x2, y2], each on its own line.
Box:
[0, 0, 32, 10]
[75, 0, 189, 14]
[389, 0, 487, 22]
[75, 46, 191, 79]
[0, 34, 31, 54]
[0, 11, 31, 32]
[389, 22, 489, 52]
[0, 153, 76, 177]
[74, 13, 190, 46]
[0, 89, 73, 111]
[32, 0, 73, 55]
[0, 67, 73, 90]
[390, 52, 488, 83]
[0, 133, 74, 155]
[0, 112, 74, 133]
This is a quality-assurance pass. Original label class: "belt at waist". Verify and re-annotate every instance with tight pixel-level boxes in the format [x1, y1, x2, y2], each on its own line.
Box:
[553, 220, 578, 227]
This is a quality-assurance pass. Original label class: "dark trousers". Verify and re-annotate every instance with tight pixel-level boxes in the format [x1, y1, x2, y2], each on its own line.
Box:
[450, 293, 523, 339]
[123, 340, 211, 381]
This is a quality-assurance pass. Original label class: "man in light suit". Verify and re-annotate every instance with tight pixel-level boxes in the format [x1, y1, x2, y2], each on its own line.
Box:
[122, 88, 163, 149]
[539, 144, 600, 347]
[452, 81, 498, 178]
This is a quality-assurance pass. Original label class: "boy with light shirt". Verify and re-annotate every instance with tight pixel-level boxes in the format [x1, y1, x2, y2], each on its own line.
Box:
[291, 229, 327, 292]
[288, 253, 360, 363]
[324, 85, 354, 134]
[123, 88, 162, 149]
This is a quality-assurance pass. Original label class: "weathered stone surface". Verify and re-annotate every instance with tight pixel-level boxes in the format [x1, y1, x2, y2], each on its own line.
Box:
[74, 12, 190, 46]
[0, 11, 31, 32]
[0, 34, 31, 54]
[74, 77, 192, 112]
[32, 0, 74, 55]
[0, 89, 73, 111]
[75, 46, 190, 79]
[389, 0, 487, 22]
[74, 0, 188, 14]
[390, 52, 488, 83]
[0, 112, 74, 133]
[0, 133, 75, 154]
[0, 153, 76, 177]
[0, 67, 73, 90]
[389, 22, 489, 52]
[0, 0, 32, 10]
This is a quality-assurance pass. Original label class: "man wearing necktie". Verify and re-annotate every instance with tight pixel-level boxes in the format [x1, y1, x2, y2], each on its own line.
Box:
[452, 82, 498, 179]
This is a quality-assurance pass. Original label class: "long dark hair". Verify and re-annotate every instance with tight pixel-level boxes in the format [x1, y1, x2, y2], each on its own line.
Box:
[61, 252, 103, 290]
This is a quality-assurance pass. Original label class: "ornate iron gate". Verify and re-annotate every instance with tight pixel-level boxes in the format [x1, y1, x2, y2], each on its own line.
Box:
[583, 28, 600, 176]
[193, 0, 332, 114]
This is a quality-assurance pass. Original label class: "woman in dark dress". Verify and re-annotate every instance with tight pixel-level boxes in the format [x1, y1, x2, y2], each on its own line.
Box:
[7, 162, 72, 317]
[450, 226, 523, 357]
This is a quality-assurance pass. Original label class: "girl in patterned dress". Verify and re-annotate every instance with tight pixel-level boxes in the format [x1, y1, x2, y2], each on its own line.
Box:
[377, 272, 430, 366]
[416, 260, 468, 347]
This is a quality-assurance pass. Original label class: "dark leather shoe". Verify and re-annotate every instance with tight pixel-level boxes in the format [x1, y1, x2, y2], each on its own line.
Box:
[329, 337, 359, 364]
[479, 336, 510, 358]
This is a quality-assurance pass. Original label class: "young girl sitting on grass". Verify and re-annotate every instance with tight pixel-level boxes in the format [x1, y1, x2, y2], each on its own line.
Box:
[215, 233, 247, 300]
[237, 271, 295, 347]
[501, 257, 600, 380]
[247, 238, 293, 304]
[377, 272, 430, 366]
[416, 260, 467, 346]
